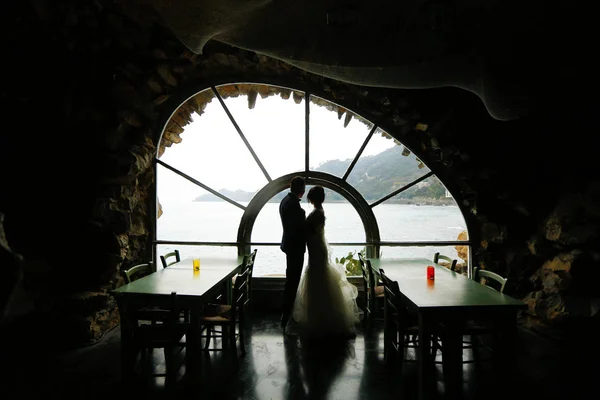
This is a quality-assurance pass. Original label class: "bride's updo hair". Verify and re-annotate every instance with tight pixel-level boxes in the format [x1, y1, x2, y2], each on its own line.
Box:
[307, 186, 325, 205]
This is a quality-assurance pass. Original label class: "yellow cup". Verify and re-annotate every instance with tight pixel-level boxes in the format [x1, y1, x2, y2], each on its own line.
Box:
[193, 258, 200, 271]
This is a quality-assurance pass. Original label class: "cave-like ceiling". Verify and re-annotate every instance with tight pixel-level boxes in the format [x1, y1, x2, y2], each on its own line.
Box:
[126, 0, 596, 121]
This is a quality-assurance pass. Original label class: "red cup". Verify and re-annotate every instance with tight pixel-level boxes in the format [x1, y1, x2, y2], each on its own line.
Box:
[427, 265, 435, 280]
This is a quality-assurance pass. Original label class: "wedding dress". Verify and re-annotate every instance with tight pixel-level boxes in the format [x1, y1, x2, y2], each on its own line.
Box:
[292, 208, 361, 337]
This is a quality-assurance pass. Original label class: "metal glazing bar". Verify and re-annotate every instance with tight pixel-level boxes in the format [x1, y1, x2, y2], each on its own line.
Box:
[154, 240, 470, 247]
[156, 159, 246, 210]
[151, 157, 159, 271]
[155, 241, 241, 246]
[212, 86, 272, 182]
[305, 92, 310, 172]
[370, 171, 434, 208]
[342, 124, 377, 181]
[377, 241, 469, 246]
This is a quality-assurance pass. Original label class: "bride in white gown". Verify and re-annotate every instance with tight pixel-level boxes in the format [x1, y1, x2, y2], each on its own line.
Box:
[291, 186, 361, 338]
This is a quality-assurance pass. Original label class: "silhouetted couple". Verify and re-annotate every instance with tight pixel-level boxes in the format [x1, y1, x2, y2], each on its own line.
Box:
[279, 176, 359, 338]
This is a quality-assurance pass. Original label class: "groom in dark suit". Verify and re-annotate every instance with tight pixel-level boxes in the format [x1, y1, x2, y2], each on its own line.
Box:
[279, 176, 307, 329]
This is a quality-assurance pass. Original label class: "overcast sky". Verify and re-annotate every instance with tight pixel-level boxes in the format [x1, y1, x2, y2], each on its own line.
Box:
[157, 93, 397, 202]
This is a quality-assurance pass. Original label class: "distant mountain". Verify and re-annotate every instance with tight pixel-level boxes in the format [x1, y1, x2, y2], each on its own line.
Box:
[315, 145, 448, 201]
[194, 146, 449, 203]
[316, 145, 430, 201]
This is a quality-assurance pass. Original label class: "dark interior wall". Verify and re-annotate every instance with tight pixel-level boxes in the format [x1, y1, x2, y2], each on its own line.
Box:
[0, 0, 158, 343]
[1, 0, 599, 345]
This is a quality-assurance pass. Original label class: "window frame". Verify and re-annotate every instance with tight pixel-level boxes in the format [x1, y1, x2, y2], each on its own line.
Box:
[152, 83, 471, 276]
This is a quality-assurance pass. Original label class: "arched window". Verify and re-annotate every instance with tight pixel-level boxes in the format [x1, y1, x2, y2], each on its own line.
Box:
[154, 84, 470, 277]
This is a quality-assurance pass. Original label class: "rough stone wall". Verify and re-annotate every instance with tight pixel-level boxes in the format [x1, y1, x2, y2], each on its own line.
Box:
[1, 0, 599, 345]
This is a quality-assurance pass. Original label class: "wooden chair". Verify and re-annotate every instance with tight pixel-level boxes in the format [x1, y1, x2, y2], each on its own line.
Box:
[201, 252, 256, 346]
[199, 267, 249, 365]
[379, 268, 421, 370]
[122, 262, 153, 283]
[243, 249, 257, 308]
[121, 262, 170, 325]
[433, 267, 508, 364]
[433, 252, 457, 271]
[368, 260, 385, 311]
[157, 252, 191, 321]
[466, 267, 508, 355]
[160, 249, 181, 269]
[117, 291, 188, 387]
[473, 267, 507, 293]
[358, 253, 384, 325]
[214, 249, 256, 308]
[122, 261, 189, 324]
[358, 253, 373, 321]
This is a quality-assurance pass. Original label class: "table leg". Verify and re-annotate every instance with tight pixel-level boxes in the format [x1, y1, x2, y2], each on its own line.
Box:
[224, 279, 233, 304]
[116, 297, 137, 383]
[441, 319, 464, 399]
[222, 279, 234, 349]
[492, 312, 519, 385]
[119, 324, 136, 381]
[418, 313, 433, 400]
[186, 311, 201, 376]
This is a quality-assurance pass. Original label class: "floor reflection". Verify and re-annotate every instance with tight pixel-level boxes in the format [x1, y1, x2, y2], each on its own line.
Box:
[1, 310, 562, 400]
[284, 334, 356, 400]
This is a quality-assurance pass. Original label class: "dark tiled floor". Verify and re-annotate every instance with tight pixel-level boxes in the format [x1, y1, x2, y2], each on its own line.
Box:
[1, 309, 596, 400]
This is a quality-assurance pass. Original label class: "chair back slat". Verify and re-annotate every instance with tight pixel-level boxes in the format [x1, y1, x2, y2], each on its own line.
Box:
[231, 267, 250, 320]
[122, 262, 153, 283]
[475, 268, 507, 293]
[433, 252, 458, 271]
[379, 268, 418, 333]
[166, 291, 182, 325]
[379, 268, 401, 312]
[243, 249, 257, 306]
[160, 249, 181, 269]
[366, 260, 379, 302]
[359, 253, 371, 293]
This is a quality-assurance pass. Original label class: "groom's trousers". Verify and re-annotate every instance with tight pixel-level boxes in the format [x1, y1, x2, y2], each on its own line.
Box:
[281, 252, 304, 327]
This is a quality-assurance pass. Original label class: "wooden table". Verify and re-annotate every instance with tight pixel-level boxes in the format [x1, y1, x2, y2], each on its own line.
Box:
[368, 258, 527, 399]
[111, 256, 244, 377]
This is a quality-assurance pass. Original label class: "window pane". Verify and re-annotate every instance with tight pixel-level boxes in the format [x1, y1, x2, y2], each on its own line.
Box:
[378, 245, 469, 275]
[157, 164, 244, 242]
[346, 128, 429, 201]
[159, 88, 268, 196]
[309, 95, 375, 177]
[156, 244, 239, 264]
[251, 245, 286, 277]
[387, 175, 448, 203]
[373, 202, 467, 243]
[252, 190, 303, 243]
[252, 189, 303, 277]
[329, 245, 366, 277]
[251, 189, 365, 277]
[216, 84, 305, 179]
[154, 83, 472, 281]
[312, 190, 365, 243]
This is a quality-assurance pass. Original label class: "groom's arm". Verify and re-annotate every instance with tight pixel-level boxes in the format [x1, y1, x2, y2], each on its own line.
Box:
[281, 198, 305, 243]
[281, 199, 304, 228]
[288, 201, 306, 245]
